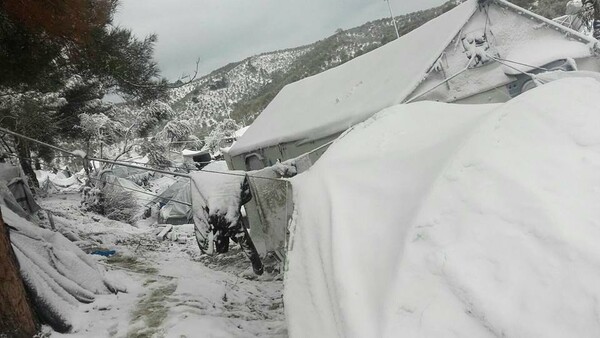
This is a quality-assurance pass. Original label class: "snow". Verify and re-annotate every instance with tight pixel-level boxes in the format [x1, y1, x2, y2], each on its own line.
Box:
[286, 78, 600, 337]
[502, 40, 591, 75]
[29, 194, 287, 338]
[181, 149, 207, 157]
[3, 204, 121, 332]
[234, 126, 249, 138]
[533, 69, 600, 84]
[190, 161, 245, 225]
[228, 0, 478, 157]
[36, 170, 82, 193]
[72, 150, 87, 159]
[34, 191, 284, 337]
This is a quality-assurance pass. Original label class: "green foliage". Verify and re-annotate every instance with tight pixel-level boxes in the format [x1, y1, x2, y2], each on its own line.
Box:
[0, 0, 168, 186]
[77, 27, 168, 102]
[0, 0, 167, 100]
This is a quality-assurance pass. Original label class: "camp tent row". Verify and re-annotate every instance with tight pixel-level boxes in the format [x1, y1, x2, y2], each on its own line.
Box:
[220, 0, 600, 259]
[225, 0, 600, 172]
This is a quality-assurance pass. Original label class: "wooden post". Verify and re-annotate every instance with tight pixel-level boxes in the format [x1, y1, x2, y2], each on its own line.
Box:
[0, 208, 38, 337]
[46, 210, 56, 231]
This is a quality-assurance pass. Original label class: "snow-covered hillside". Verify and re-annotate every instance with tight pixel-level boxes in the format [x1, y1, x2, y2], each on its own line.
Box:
[286, 78, 600, 337]
[169, 46, 312, 126]
[167, 1, 461, 129]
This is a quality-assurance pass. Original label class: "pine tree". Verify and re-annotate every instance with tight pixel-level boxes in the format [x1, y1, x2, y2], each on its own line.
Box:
[0, 0, 168, 188]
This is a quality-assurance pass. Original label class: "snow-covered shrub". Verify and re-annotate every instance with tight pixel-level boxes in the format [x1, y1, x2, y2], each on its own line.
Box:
[79, 112, 125, 145]
[102, 188, 138, 223]
[81, 185, 138, 223]
[81, 186, 104, 214]
[204, 118, 241, 154]
[139, 140, 171, 168]
[156, 119, 193, 142]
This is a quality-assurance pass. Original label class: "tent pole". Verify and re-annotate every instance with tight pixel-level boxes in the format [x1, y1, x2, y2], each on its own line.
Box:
[386, 0, 401, 39]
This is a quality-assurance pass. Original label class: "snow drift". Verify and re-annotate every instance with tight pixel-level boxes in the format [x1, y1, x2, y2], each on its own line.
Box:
[286, 78, 600, 337]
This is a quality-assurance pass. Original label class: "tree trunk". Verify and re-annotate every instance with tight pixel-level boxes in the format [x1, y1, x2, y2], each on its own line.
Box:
[0, 209, 38, 337]
[15, 139, 39, 192]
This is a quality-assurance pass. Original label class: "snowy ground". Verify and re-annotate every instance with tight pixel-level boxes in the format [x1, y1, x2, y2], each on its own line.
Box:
[38, 193, 286, 338]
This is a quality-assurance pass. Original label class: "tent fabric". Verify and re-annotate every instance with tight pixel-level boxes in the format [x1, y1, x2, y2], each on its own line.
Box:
[35, 170, 82, 193]
[0, 162, 21, 181]
[147, 177, 192, 225]
[158, 182, 193, 225]
[105, 166, 152, 186]
[285, 78, 600, 337]
[228, 0, 597, 158]
[0, 164, 40, 216]
[246, 164, 295, 258]
[2, 205, 122, 333]
[149, 178, 188, 206]
[101, 174, 154, 206]
[7, 178, 40, 214]
[0, 181, 32, 220]
[190, 161, 246, 253]
[228, 0, 479, 156]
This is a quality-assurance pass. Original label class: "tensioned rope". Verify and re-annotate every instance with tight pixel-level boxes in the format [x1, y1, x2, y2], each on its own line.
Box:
[86, 176, 192, 206]
[0, 127, 285, 182]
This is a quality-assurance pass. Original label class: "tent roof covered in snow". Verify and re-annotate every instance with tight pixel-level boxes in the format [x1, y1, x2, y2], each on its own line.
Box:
[228, 0, 597, 158]
[149, 177, 192, 225]
[286, 77, 600, 337]
[101, 174, 154, 206]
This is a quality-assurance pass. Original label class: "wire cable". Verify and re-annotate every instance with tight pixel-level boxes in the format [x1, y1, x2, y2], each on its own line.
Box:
[87, 177, 192, 207]
[0, 127, 285, 182]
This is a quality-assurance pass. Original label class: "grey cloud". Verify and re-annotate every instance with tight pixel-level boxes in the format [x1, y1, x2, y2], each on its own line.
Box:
[115, 0, 447, 81]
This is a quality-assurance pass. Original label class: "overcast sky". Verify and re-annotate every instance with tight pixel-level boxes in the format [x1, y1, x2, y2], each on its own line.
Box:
[114, 0, 447, 81]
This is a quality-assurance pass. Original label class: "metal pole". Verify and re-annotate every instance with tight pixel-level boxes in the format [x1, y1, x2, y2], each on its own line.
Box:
[386, 0, 400, 39]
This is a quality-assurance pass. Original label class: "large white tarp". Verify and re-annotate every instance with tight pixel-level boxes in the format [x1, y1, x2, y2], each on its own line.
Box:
[3, 205, 120, 332]
[228, 0, 478, 156]
[286, 78, 600, 337]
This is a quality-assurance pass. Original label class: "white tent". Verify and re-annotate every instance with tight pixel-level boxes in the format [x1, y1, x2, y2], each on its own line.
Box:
[3, 204, 122, 332]
[152, 177, 193, 225]
[226, 0, 598, 171]
[286, 78, 600, 337]
[101, 174, 154, 206]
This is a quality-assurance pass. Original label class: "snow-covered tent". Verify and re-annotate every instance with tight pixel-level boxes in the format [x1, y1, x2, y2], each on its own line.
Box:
[182, 149, 212, 169]
[225, 0, 600, 172]
[286, 78, 600, 337]
[100, 174, 154, 206]
[148, 177, 193, 225]
[35, 170, 82, 194]
[0, 163, 40, 215]
[105, 165, 152, 186]
[2, 204, 122, 333]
